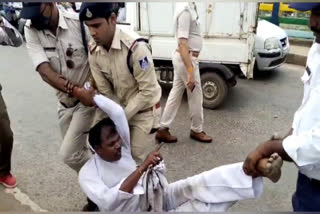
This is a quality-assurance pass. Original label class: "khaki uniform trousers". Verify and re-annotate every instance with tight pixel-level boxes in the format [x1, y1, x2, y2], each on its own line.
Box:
[0, 86, 14, 177]
[57, 102, 95, 172]
[129, 110, 156, 165]
[160, 51, 204, 133]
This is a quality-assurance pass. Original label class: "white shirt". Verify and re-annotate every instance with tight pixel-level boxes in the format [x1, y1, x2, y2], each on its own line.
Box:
[174, 3, 203, 52]
[283, 43, 320, 180]
[78, 95, 145, 212]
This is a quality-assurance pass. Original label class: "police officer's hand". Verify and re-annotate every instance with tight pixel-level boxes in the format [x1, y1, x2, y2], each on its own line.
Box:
[243, 140, 279, 177]
[243, 149, 264, 177]
[64, 80, 78, 96]
[73, 86, 96, 107]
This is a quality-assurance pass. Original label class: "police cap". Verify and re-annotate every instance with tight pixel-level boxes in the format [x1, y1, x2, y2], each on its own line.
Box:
[20, 2, 42, 19]
[79, 2, 120, 22]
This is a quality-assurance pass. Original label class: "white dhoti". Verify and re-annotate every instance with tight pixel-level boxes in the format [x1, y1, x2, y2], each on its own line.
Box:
[165, 162, 263, 212]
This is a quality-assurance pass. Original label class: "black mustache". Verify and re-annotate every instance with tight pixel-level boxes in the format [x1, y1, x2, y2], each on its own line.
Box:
[311, 27, 320, 34]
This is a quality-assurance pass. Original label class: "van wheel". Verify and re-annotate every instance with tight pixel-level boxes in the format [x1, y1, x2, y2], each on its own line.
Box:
[201, 72, 228, 109]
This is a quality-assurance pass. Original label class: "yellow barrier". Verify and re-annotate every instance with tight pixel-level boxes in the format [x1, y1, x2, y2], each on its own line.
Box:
[259, 3, 310, 13]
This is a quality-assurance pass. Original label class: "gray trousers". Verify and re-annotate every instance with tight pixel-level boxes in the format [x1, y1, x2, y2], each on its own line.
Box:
[160, 51, 204, 133]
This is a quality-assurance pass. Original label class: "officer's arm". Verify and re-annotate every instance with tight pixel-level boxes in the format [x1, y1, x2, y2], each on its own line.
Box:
[178, 38, 192, 72]
[177, 11, 193, 72]
[37, 63, 70, 93]
[88, 54, 114, 98]
[124, 44, 157, 120]
[24, 26, 70, 93]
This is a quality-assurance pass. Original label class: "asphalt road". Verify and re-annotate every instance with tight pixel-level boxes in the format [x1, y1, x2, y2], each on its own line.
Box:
[0, 44, 303, 211]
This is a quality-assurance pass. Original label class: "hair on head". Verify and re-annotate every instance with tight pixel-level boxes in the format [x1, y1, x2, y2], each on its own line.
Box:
[88, 117, 116, 148]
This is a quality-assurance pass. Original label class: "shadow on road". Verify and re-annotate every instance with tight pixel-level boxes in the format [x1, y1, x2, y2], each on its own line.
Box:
[253, 68, 281, 81]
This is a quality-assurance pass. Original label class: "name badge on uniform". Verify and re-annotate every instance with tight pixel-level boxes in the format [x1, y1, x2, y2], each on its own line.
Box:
[139, 57, 149, 71]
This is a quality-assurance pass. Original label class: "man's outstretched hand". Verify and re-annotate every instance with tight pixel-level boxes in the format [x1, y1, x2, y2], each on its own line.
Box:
[140, 143, 164, 171]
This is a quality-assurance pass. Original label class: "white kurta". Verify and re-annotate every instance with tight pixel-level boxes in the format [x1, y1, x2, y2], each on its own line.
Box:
[79, 94, 263, 212]
[283, 43, 320, 180]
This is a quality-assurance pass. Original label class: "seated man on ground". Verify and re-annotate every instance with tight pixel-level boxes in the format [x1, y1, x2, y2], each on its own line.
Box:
[75, 85, 283, 212]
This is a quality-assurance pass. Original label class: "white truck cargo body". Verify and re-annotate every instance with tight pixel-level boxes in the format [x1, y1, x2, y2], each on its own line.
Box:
[123, 2, 259, 109]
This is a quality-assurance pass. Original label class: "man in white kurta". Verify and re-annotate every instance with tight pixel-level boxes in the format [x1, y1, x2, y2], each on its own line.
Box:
[76, 88, 268, 212]
[243, 3, 320, 212]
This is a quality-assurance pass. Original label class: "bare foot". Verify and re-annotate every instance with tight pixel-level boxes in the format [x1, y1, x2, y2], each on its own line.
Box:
[257, 153, 283, 183]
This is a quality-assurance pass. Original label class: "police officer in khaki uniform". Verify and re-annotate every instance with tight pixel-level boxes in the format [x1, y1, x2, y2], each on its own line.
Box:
[0, 15, 23, 188]
[156, 2, 212, 144]
[20, 3, 95, 172]
[78, 3, 162, 164]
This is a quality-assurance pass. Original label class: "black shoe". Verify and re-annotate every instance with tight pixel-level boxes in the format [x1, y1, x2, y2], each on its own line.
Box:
[82, 198, 99, 212]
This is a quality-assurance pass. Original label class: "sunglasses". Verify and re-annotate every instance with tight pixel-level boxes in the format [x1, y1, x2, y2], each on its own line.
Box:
[66, 47, 75, 69]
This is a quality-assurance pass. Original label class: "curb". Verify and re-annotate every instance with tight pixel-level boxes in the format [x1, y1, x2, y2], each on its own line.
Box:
[286, 53, 307, 67]
[289, 38, 313, 47]
[285, 38, 311, 66]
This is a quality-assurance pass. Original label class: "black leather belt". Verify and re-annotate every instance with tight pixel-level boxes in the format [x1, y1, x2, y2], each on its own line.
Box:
[309, 177, 320, 186]
[60, 100, 80, 108]
[300, 172, 320, 187]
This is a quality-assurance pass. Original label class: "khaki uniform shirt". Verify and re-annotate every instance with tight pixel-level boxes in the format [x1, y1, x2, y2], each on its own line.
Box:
[89, 26, 161, 124]
[24, 9, 91, 107]
[176, 6, 203, 52]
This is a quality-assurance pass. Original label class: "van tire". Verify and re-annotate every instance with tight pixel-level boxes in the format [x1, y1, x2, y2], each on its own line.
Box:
[201, 72, 228, 109]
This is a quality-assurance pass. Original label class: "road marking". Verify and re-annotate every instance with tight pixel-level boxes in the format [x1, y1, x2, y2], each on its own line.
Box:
[5, 187, 48, 212]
